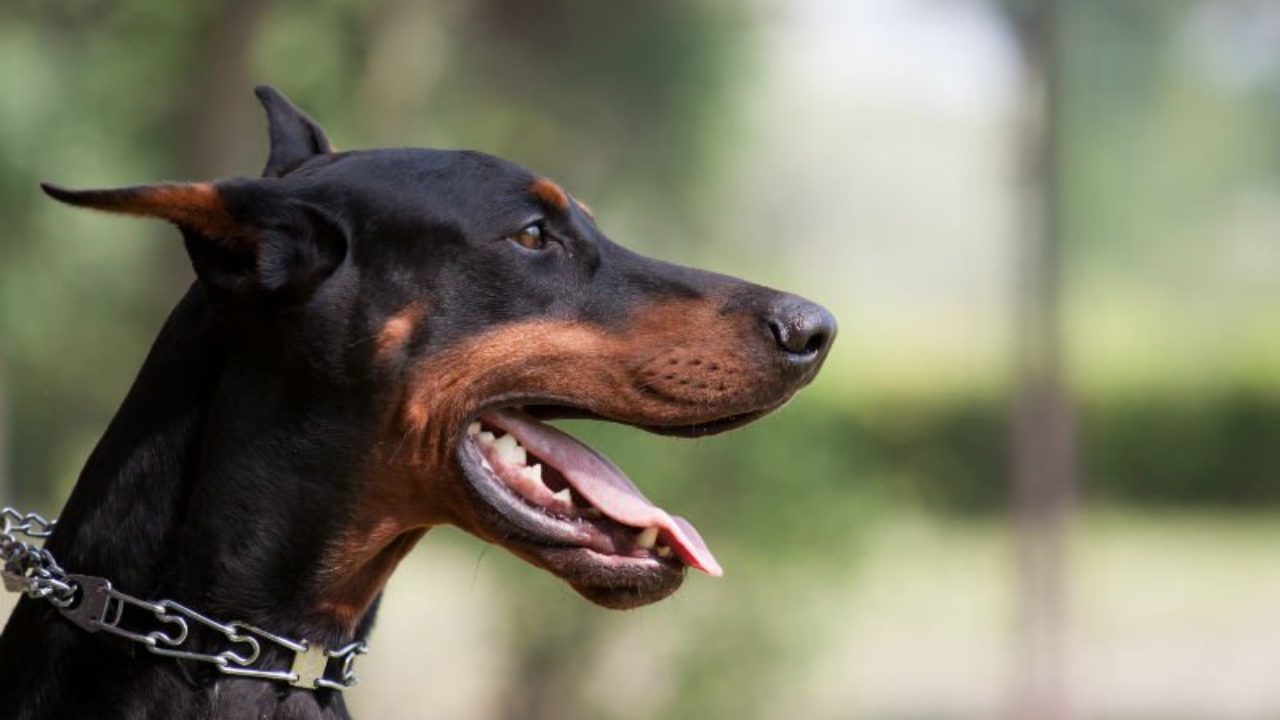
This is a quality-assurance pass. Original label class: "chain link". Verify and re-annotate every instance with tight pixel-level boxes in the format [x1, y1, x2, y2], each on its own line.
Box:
[1, 506, 366, 691]
[1, 508, 76, 605]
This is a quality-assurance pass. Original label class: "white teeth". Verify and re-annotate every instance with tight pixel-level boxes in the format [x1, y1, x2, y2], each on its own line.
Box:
[635, 527, 659, 550]
[551, 488, 572, 505]
[467, 422, 481, 436]
[493, 433, 527, 466]
[476, 431, 496, 446]
[657, 545, 672, 558]
[520, 464, 544, 485]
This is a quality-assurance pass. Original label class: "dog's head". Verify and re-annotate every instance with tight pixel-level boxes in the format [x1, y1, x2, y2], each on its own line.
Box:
[43, 87, 835, 625]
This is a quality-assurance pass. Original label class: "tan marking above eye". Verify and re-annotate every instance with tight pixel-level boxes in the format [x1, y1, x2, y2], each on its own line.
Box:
[529, 177, 570, 212]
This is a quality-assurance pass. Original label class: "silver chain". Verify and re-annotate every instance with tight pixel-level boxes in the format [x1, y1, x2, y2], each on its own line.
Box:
[1, 506, 366, 691]
[0, 508, 74, 605]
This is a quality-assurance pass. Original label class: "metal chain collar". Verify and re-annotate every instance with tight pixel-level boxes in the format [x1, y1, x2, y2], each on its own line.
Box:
[1, 507, 366, 692]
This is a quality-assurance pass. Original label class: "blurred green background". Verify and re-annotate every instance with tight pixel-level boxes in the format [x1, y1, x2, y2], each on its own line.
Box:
[2, 1, 1279, 718]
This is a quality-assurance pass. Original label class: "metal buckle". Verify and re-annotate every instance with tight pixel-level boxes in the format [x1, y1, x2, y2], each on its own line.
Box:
[290, 642, 330, 689]
[317, 641, 367, 690]
[57, 574, 113, 632]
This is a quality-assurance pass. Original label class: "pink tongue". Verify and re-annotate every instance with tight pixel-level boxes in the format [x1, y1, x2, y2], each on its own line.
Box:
[483, 409, 723, 577]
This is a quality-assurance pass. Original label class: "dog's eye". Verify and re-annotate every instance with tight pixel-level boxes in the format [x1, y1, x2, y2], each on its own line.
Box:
[509, 223, 546, 251]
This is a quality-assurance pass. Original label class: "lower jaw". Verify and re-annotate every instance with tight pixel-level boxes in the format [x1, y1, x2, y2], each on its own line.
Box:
[455, 434, 688, 604]
[514, 545, 686, 609]
[460, 458, 679, 567]
[457, 438, 601, 549]
[452, 397, 782, 600]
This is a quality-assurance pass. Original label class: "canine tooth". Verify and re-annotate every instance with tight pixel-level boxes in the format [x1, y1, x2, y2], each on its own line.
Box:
[635, 527, 659, 550]
[476, 431, 497, 446]
[552, 488, 572, 504]
[657, 545, 672, 558]
[493, 434, 526, 465]
[520, 464, 544, 485]
[467, 422, 481, 436]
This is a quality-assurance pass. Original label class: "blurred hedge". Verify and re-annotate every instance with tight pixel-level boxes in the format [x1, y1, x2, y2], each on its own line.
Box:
[873, 390, 1280, 512]
[1082, 391, 1280, 507]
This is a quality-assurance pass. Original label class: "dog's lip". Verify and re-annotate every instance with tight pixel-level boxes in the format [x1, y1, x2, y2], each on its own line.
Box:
[458, 425, 698, 582]
[505, 542, 686, 609]
[525, 403, 778, 438]
[457, 433, 599, 547]
[455, 396, 775, 577]
[479, 408, 721, 575]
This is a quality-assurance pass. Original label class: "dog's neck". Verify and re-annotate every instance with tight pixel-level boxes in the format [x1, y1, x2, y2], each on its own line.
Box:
[44, 286, 225, 595]
[0, 285, 383, 719]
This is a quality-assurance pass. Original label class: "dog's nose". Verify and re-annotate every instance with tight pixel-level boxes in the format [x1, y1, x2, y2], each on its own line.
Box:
[765, 297, 837, 369]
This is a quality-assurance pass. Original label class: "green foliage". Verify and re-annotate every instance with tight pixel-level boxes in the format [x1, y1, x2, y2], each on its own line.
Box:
[1085, 390, 1280, 506]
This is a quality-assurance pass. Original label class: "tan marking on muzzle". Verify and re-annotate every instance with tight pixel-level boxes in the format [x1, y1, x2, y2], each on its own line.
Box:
[316, 297, 775, 632]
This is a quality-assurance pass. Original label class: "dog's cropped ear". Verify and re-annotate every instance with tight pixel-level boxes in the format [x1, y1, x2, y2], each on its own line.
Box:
[41, 180, 346, 303]
[254, 85, 334, 178]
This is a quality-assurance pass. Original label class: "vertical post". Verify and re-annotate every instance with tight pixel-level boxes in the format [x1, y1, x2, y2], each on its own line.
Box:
[1009, 0, 1074, 718]
[180, 0, 272, 179]
[0, 353, 10, 505]
[161, 0, 272, 295]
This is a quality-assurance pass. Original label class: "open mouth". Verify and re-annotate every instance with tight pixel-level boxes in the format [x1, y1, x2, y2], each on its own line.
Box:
[457, 406, 739, 581]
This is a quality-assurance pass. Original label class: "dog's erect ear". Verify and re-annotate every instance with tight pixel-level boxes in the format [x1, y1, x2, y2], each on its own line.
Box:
[41, 180, 346, 302]
[41, 181, 247, 241]
[254, 85, 334, 178]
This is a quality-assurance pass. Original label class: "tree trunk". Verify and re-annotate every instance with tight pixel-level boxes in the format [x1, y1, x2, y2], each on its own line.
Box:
[1008, 0, 1075, 718]
[161, 0, 273, 297]
[0, 353, 10, 506]
[178, 0, 273, 179]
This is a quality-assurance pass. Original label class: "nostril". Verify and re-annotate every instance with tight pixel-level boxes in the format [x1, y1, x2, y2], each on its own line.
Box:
[767, 318, 790, 351]
[802, 331, 828, 356]
[765, 299, 837, 361]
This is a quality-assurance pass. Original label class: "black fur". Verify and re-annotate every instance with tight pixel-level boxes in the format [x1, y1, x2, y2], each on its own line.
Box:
[0, 87, 835, 718]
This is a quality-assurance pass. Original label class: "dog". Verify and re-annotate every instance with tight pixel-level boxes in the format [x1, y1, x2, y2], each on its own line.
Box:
[0, 86, 834, 719]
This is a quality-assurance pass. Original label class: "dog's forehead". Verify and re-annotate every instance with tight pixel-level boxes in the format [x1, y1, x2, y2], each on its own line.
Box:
[297, 148, 538, 206]
[297, 149, 586, 247]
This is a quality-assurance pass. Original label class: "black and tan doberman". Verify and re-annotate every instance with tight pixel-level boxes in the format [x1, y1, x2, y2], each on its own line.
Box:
[0, 86, 834, 719]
